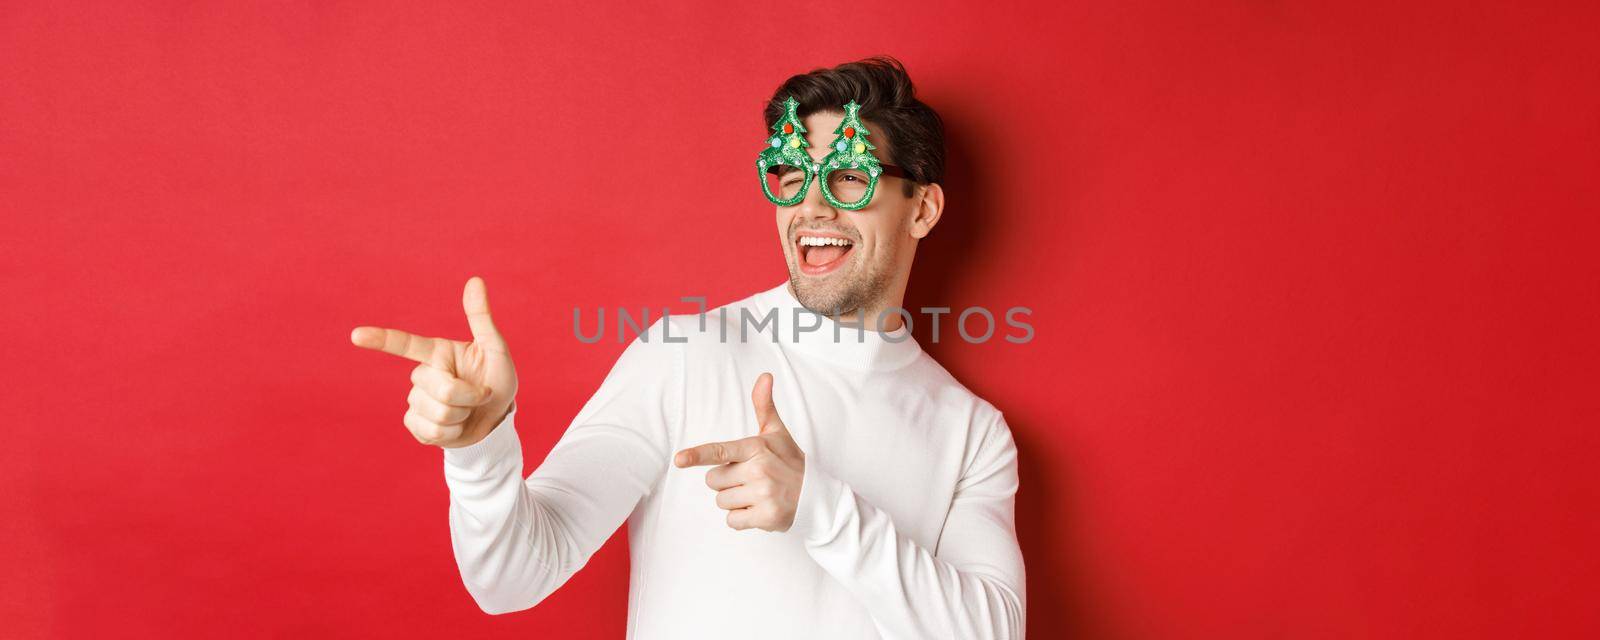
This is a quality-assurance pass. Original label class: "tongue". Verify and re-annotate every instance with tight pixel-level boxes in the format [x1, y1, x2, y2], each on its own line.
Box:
[805, 245, 847, 266]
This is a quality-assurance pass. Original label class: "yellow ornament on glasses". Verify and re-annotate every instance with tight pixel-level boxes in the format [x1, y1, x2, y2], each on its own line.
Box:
[853, 142, 866, 154]
[789, 138, 802, 148]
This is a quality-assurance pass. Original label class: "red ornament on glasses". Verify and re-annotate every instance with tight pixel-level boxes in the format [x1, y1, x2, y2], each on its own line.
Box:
[783, 123, 794, 134]
[844, 126, 856, 138]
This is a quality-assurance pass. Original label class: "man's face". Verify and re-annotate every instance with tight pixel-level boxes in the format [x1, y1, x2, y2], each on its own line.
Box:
[777, 111, 921, 317]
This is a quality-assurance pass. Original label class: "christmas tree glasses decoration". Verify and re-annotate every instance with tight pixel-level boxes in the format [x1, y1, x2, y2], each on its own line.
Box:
[757, 97, 907, 210]
[757, 96, 815, 207]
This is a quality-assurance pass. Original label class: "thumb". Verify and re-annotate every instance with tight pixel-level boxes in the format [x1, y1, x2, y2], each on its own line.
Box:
[462, 276, 509, 354]
[752, 372, 786, 434]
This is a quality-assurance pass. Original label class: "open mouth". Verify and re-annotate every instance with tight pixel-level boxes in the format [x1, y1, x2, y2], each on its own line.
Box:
[795, 233, 855, 276]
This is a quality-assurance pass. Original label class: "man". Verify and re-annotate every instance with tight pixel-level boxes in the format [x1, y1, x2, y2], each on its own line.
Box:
[351, 57, 1025, 639]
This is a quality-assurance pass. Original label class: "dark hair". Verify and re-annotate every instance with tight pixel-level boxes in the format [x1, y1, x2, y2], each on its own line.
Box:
[763, 56, 945, 197]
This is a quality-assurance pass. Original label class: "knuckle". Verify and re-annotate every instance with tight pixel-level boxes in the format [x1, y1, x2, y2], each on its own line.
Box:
[430, 406, 452, 424]
[404, 410, 442, 444]
[402, 412, 427, 441]
[442, 406, 466, 424]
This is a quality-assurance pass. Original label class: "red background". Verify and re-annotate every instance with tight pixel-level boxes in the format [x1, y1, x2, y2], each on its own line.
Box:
[3, 2, 1598, 638]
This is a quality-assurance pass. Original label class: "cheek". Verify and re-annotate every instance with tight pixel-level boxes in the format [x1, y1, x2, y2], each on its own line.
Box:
[859, 215, 908, 255]
[870, 236, 897, 261]
[779, 208, 804, 231]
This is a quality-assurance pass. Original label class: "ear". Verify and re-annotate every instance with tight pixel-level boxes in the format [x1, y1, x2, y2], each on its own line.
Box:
[908, 182, 945, 240]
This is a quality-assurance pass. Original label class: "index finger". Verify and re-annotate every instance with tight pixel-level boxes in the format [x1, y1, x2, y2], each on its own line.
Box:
[350, 326, 443, 364]
[674, 436, 764, 468]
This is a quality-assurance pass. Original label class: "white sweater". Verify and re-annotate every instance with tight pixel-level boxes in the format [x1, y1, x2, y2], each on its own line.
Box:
[442, 282, 1025, 639]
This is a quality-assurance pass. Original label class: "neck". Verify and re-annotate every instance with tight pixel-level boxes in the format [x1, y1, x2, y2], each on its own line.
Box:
[762, 281, 924, 372]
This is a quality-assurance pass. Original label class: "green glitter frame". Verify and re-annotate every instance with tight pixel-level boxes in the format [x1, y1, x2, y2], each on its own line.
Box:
[756, 97, 890, 210]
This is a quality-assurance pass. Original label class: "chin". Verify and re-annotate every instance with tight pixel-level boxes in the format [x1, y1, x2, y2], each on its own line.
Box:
[787, 260, 886, 317]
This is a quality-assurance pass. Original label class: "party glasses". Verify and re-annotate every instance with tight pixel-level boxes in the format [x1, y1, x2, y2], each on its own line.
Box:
[757, 97, 906, 210]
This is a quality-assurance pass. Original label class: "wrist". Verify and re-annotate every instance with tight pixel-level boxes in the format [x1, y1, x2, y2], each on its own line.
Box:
[446, 400, 516, 450]
[441, 401, 521, 473]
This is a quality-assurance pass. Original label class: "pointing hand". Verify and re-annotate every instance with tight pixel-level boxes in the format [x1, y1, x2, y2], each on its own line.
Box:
[675, 373, 805, 532]
[350, 277, 518, 448]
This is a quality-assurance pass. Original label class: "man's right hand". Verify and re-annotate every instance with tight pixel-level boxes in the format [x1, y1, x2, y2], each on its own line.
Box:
[349, 276, 519, 449]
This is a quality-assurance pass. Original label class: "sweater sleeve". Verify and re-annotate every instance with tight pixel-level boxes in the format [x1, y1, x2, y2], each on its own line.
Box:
[440, 329, 679, 614]
[788, 410, 1026, 639]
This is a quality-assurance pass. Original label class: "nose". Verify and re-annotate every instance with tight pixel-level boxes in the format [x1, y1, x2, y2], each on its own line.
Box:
[794, 165, 837, 222]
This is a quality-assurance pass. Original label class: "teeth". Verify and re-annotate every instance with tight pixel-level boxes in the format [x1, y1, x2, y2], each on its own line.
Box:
[798, 236, 853, 247]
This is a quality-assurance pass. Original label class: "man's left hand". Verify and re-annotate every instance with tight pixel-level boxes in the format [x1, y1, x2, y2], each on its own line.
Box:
[674, 372, 805, 532]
